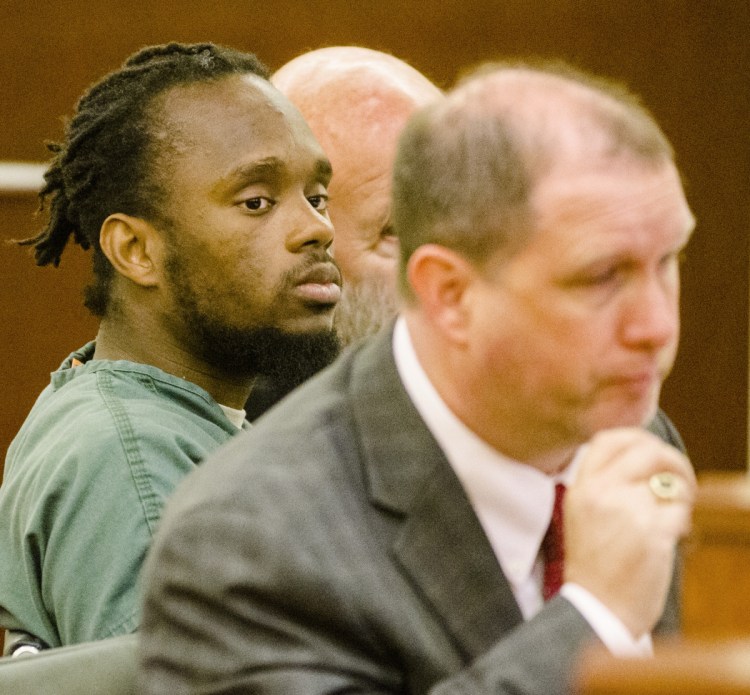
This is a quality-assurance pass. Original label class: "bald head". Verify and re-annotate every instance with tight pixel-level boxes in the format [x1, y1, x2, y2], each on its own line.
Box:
[272, 47, 442, 345]
[272, 46, 441, 160]
[452, 64, 673, 177]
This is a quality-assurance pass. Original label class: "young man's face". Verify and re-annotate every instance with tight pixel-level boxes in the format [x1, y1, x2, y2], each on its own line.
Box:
[151, 74, 341, 376]
[465, 158, 695, 452]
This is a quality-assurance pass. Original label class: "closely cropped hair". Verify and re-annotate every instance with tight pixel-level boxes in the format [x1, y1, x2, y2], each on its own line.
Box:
[20, 42, 269, 316]
[393, 101, 532, 302]
[392, 59, 676, 302]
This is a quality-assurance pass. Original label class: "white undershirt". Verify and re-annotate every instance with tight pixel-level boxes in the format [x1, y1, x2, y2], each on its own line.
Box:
[218, 404, 247, 430]
[392, 317, 651, 657]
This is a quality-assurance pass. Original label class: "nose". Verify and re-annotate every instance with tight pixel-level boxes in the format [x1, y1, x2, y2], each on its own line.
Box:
[620, 275, 679, 351]
[285, 197, 334, 253]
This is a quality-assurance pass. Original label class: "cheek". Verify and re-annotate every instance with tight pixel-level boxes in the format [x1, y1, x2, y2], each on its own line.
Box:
[204, 242, 273, 308]
[330, 195, 390, 264]
[357, 255, 398, 292]
[477, 297, 602, 393]
[328, 215, 359, 276]
[331, 234, 395, 288]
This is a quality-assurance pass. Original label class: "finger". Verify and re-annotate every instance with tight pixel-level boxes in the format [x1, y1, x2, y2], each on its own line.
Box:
[578, 429, 695, 490]
[656, 501, 693, 538]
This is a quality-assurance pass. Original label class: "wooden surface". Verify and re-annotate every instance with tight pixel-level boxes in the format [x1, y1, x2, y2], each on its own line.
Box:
[1, 1, 748, 473]
[0, 192, 98, 455]
[682, 472, 750, 640]
[574, 639, 750, 695]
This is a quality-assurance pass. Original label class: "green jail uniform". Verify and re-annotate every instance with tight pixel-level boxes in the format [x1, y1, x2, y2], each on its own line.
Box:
[0, 342, 241, 647]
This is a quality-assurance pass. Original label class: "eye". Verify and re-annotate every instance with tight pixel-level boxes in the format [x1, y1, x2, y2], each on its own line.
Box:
[587, 267, 620, 286]
[242, 197, 274, 213]
[307, 194, 329, 212]
[565, 265, 631, 304]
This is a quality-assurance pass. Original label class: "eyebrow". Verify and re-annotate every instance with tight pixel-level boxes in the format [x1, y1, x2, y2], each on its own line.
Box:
[220, 156, 333, 191]
[220, 158, 283, 190]
[313, 158, 333, 181]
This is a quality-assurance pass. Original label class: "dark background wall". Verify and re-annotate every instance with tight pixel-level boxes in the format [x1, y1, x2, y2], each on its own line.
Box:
[1, 1, 747, 473]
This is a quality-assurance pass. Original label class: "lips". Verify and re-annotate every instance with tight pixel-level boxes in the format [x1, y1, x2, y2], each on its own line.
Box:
[297, 263, 342, 287]
[293, 263, 342, 305]
[605, 367, 662, 394]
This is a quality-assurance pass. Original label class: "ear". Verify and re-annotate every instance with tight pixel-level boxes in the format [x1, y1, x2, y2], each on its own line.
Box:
[406, 244, 475, 345]
[99, 213, 163, 288]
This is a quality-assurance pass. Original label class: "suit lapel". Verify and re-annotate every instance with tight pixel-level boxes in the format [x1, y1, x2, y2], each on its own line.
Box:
[349, 327, 523, 660]
[392, 458, 524, 659]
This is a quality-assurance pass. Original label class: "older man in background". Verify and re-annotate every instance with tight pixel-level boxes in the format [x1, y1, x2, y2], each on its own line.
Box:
[245, 47, 442, 417]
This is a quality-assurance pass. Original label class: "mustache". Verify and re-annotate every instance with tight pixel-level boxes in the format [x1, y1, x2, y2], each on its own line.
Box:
[283, 251, 342, 287]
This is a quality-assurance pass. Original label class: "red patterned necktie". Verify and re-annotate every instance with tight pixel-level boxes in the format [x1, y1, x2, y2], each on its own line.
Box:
[541, 483, 566, 601]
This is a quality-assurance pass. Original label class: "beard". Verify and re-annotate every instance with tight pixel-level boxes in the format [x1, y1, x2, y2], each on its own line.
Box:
[239, 328, 340, 419]
[163, 250, 341, 394]
[230, 325, 339, 391]
[333, 276, 398, 348]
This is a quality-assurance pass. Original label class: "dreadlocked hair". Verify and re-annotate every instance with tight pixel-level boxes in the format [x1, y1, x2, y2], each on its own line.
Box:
[20, 42, 269, 316]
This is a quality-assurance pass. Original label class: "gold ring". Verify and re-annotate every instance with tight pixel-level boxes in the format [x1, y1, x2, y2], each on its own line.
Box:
[649, 472, 680, 501]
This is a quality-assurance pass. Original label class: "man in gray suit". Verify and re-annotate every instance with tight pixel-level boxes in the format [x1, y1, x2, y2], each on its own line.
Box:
[139, 60, 697, 694]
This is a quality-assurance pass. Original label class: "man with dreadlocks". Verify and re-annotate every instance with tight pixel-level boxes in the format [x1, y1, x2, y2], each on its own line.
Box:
[0, 42, 341, 650]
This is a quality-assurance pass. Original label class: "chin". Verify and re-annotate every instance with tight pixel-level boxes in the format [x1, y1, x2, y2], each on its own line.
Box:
[585, 398, 660, 437]
[599, 403, 658, 436]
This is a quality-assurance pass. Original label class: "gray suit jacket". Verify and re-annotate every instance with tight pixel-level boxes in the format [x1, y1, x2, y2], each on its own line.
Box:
[140, 327, 683, 695]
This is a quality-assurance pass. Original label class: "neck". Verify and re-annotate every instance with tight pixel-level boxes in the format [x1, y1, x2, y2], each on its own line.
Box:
[522, 447, 579, 476]
[93, 317, 254, 410]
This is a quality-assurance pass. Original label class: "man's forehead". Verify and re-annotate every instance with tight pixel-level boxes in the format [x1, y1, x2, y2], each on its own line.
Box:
[149, 76, 330, 192]
[484, 164, 695, 283]
[158, 78, 252, 122]
[532, 160, 694, 233]
[152, 75, 313, 151]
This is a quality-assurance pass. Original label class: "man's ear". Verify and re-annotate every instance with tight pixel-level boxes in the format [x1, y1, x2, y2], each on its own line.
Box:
[406, 244, 475, 345]
[99, 213, 163, 288]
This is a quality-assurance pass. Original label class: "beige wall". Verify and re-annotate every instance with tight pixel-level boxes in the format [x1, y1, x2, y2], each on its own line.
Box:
[1, 1, 748, 472]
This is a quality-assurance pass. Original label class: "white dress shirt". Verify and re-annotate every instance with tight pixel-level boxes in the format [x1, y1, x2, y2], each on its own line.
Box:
[392, 317, 651, 657]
